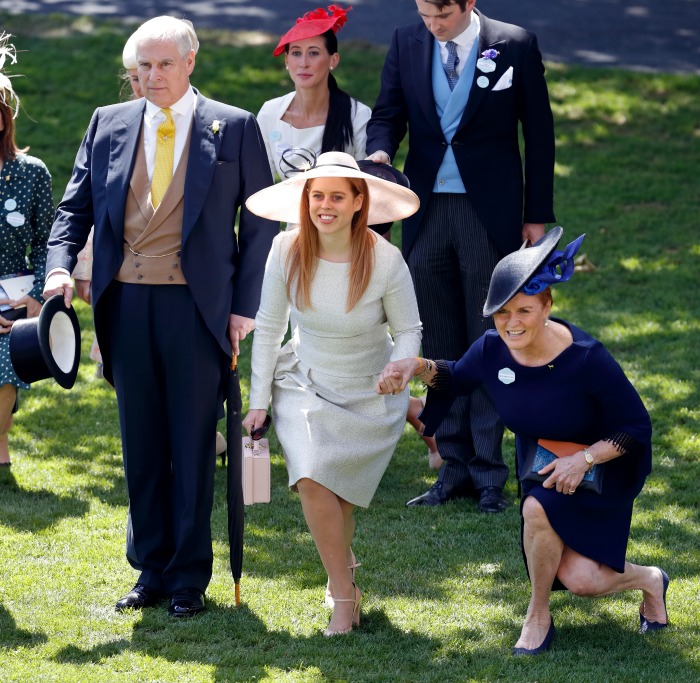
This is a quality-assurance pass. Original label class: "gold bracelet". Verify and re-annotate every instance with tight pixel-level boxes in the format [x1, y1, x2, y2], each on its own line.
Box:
[416, 358, 433, 379]
[415, 357, 424, 376]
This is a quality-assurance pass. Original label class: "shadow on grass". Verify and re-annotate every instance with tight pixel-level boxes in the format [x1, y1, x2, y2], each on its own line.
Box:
[53, 602, 448, 681]
[0, 603, 48, 650]
[0, 466, 90, 532]
[51, 600, 700, 681]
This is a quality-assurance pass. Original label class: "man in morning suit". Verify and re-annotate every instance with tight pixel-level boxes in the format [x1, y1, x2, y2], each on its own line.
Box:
[366, 0, 555, 511]
[43, 16, 277, 616]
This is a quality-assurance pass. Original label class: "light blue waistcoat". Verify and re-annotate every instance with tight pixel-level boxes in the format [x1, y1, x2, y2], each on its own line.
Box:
[431, 37, 479, 193]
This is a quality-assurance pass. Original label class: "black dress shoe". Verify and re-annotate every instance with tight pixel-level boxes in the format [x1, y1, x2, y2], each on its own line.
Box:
[406, 481, 472, 507]
[168, 588, 205, 618]
[478, 486, 509, 513]
[115, 583, 163, 612]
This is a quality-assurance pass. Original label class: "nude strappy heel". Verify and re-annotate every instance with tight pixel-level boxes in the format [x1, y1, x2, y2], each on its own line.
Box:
[324, 552, 361, 608]
[323, 583, 361, 636]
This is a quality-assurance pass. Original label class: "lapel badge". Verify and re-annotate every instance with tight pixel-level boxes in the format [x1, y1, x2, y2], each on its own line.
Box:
[498, 367, 516, 385]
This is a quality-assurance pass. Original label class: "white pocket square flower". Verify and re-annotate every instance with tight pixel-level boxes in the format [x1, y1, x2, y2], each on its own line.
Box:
[212, 120, 221, 134]
[492, 66, 513, 91]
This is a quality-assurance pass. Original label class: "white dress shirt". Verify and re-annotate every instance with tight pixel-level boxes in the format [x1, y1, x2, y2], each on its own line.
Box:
[143, 86, 196, 181]
[437, 12, 481, 76]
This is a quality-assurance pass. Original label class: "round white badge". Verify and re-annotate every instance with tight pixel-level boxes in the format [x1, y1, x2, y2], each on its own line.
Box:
[477, 76, 490, 89]
[498, 367, 516, 385]
[4, 198, 17, 211]
[270, 130, 281, 142]
[476, 58, 496, 73]
[6, 211, 25, 227]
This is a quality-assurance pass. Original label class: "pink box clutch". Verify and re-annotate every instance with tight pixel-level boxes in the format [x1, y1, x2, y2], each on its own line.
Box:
[242, 437, 270, 505]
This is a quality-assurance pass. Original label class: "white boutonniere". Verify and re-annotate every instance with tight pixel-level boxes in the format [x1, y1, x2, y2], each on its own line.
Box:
[212, 120, 220, 135]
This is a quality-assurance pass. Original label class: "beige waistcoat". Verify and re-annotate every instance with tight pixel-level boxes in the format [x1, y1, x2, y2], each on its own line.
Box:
[115, 126, 192, 285]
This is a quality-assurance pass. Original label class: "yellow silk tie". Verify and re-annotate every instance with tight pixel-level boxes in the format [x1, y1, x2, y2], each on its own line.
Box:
[151, 108, 175, 208]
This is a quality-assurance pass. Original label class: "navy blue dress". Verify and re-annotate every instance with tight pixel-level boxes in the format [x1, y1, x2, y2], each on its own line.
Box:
[420, 319, 652, 576]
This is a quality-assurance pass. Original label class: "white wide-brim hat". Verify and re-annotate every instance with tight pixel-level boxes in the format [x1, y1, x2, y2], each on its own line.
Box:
[245, 151, 420, 226]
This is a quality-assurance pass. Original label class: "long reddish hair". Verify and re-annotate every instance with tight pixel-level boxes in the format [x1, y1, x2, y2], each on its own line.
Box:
[0, 100, 27, 161]
[286, 177, 375, 312]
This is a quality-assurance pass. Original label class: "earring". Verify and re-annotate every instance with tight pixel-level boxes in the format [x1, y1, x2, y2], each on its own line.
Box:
[544, 319, 549, 327]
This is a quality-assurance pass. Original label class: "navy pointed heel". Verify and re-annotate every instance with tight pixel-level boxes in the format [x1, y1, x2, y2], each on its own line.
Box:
[513, 617, 555, 655]
[640, 568, 669, 633]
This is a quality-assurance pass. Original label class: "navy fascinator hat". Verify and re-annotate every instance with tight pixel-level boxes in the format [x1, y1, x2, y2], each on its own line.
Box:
[483, 227, 585, 316]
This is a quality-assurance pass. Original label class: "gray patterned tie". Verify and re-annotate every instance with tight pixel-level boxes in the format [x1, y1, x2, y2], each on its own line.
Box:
[444, 40, 460, 90]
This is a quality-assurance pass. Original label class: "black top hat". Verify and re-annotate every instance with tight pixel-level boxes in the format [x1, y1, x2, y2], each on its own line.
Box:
[483, 227, 564, 317]
[356, 160, 411, 234]
[9, 295, 81, 389]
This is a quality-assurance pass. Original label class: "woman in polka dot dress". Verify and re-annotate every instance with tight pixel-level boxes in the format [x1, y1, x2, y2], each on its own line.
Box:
[0, 36, 54, 466]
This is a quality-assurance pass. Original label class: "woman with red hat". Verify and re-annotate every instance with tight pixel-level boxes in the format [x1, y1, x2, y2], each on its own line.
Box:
[257, 5, 371, 182]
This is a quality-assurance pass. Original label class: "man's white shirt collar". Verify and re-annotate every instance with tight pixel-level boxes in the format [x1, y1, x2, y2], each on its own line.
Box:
[145, 85, 196, 121]
[437, 12, 480, 69]
[440, 12, 479, 48]
[143, 86, 196, 180]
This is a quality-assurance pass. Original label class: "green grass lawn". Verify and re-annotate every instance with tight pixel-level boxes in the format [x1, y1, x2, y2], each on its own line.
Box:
[1, 14, 699, 683]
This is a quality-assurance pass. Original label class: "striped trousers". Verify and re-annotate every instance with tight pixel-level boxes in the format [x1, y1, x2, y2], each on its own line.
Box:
[407, 193, 508, 490]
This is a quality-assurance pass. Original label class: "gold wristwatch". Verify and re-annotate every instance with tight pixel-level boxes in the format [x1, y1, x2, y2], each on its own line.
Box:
[582, 448, 595, 472]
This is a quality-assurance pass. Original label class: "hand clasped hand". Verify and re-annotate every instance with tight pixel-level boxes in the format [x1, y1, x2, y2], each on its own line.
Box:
[539, 454, 587, 495]
[375, 358, 417, 395]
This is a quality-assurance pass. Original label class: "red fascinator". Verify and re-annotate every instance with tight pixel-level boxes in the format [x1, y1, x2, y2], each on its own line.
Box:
[273, 5, 352, 57]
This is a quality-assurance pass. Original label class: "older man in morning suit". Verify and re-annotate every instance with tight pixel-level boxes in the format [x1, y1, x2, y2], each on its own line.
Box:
[367, 0, 555, 511]
[43, 16, 277, 616]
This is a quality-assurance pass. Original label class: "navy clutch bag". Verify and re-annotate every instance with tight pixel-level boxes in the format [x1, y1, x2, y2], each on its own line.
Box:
[520, 439, 604, 494]
[0, 306, 27, 321]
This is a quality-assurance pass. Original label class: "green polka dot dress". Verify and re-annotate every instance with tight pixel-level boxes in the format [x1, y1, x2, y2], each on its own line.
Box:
[0, 154, 53, 390]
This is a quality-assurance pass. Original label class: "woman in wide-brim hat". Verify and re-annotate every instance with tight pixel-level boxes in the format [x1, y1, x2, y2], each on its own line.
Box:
[378, 228, 668, 654]
[256, 5, 372, 184]
[0, 33, 54, 467]
[243, 151, 422, 636]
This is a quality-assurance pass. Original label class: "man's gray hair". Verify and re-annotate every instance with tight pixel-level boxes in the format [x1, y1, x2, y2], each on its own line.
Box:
[133, 15, 197, 60]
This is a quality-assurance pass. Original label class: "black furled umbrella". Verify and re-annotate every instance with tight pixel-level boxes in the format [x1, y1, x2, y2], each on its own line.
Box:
[226, 354, 244, 605]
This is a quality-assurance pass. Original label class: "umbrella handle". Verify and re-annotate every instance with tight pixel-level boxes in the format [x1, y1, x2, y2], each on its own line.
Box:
[231, 354, 238, 371]
[235, 580, 241, 606]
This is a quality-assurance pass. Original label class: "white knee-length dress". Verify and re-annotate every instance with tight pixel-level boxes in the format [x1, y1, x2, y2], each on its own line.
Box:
[249, 230, 422, 507]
